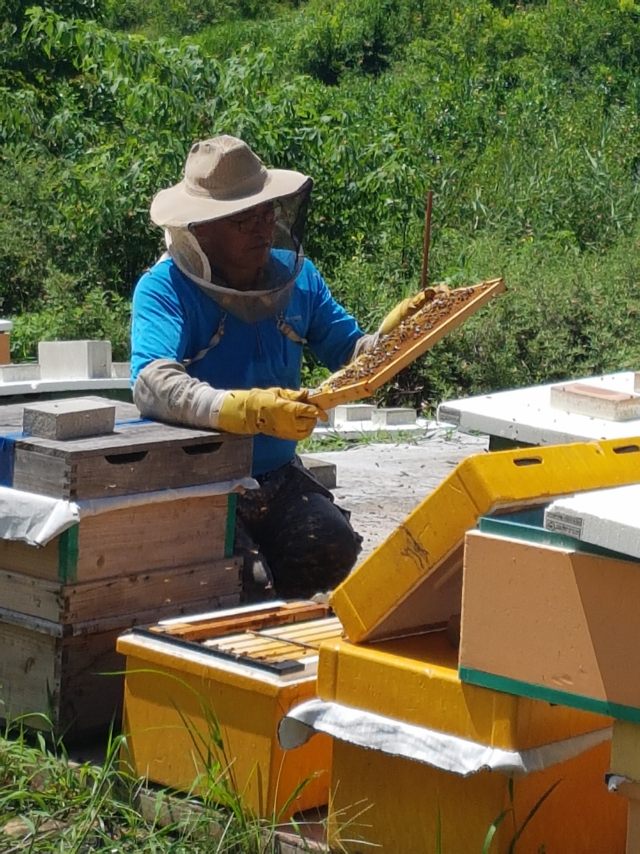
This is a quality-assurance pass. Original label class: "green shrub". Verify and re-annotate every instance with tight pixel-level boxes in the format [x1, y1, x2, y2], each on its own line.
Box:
[10, 267, 131, 363]
[291, 0, 417, 84]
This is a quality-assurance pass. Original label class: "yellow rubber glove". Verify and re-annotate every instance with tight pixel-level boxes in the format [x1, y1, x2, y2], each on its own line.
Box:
[218, 387, 328, 441]
[378, 285, 450, 335]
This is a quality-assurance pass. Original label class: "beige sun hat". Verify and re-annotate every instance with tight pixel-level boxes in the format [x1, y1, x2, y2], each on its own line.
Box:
[150, 135, 311, 228]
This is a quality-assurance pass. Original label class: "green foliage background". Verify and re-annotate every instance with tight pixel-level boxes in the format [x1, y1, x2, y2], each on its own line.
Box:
[2, 0, 640, 407]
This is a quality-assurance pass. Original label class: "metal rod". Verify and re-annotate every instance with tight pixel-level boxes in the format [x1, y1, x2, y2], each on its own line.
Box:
[420, 190, 434, 291]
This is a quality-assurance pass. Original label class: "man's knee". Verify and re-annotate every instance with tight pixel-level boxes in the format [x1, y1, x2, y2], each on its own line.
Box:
[264, 493, 362, 597]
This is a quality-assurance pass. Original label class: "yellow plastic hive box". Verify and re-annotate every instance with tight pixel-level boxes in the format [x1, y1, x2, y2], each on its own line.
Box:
[316, 631, 626, 854]
[460, 530, 640, 722]
[117, 602, 341, 820]
[330, 437, 640, 643]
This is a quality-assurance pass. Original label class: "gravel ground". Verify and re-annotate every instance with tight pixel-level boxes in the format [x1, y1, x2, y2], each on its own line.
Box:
[305, 429, 489, 560]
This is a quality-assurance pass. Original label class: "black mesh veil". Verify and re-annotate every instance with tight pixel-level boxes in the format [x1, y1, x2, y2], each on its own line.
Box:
[165, 179, 313, 324]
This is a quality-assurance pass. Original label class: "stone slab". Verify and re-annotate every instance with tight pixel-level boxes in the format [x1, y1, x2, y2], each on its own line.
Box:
[22, 398, 116, 441]
[371, 407, 417, 427]
[333, 404, 376, 423]
[0, 363, 40, 383]
[300, 456, 337, 490]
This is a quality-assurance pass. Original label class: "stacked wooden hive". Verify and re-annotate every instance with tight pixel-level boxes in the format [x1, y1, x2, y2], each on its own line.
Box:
[0, 397, 252, 740]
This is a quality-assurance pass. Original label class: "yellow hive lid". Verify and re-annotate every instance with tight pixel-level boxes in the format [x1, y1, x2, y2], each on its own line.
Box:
[316, 631, 609, 750]
[331, 437, 640, 643]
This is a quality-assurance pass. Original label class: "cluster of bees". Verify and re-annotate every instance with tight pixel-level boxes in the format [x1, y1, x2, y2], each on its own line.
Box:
[317, 285, 480, 393]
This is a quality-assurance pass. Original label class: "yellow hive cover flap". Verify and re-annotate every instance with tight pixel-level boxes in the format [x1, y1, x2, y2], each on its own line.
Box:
[331, 437, 640, 642]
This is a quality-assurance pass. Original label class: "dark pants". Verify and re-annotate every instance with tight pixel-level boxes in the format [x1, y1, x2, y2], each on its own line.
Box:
[234, 457, 362, 601]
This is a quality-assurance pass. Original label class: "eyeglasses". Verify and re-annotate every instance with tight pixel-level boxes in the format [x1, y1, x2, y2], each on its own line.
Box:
[226, 203, 279, 233]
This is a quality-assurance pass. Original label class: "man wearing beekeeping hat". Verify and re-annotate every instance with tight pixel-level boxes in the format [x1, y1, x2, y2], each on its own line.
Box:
[132, 135, 427, 601]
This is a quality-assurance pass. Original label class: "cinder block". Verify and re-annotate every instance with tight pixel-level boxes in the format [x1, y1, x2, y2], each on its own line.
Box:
[550, 382, 640, 421]
[334, 404, 376, 422]
[0, 363, 40, 383]
[300, 456, 337, 489]
[38, 340, 112, 380]
[23, 398, 116, 440]
[371, 407, 417, 427]
[111, 362, 131, 379]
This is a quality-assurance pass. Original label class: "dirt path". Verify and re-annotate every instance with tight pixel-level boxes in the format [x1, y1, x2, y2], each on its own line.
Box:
[305, 430, 488, 560]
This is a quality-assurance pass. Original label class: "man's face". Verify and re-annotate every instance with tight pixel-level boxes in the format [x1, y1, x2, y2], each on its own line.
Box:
[190, 201, 277, 290]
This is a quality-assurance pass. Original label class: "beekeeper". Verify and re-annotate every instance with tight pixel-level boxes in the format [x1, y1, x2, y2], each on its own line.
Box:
[131, 134, 426, 601]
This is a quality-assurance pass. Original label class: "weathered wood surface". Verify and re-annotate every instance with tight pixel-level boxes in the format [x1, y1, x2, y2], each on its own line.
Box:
[0, 557, 242, 624]
[154, 601, 331, 642]
[1, 397, 253, 499]
[0, 494, 232, 583]
[1, 592, 242, 739]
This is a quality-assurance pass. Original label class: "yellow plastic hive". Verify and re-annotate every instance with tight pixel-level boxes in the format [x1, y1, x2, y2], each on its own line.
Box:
[317, 631, 610, 751]
[331, 437, 640, 642]
[611, 721, 640, 781]
[328, 737, 625, 854]
[117, 629, 333, 821]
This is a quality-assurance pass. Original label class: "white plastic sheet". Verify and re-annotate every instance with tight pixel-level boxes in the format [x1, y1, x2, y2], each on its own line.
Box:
[279, 698, 611, 777]
[0, 477, 258, 547]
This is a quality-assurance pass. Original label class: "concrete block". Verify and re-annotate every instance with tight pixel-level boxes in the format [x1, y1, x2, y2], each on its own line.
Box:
[111, 362, 131, 379]
[550, 382, 640, 421]
[300, 455, 337, 489]
[635, 372, 640, 393]
[23, 398, 116, 441]
[545, 484, 640, 559]
[333, 404, 376, 423]
[0, 363, 40, 383]
[38, 340, 112, 380]
[371, 407, 417, 428]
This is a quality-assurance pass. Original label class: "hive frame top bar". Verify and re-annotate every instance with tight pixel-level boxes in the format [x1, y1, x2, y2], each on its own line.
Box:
[306, 278, 505, 411]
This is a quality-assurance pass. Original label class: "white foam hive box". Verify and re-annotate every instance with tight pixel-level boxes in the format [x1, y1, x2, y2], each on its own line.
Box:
[550, 382, 640, 421]
[23, 398, 115, 441]
[545, 484, 640, 560]
[38, 340, 112, 380]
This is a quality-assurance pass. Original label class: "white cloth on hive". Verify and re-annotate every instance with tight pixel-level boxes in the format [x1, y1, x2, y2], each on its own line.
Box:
[278, 698, 611, 777]
[0, 477, 257, 546]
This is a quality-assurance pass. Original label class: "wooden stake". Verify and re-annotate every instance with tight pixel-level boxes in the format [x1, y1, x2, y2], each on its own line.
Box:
[420, 190, 434, 291]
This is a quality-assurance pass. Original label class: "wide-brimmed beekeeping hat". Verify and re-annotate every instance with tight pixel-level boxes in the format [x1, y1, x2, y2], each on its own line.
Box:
[150, 135, 311, 228]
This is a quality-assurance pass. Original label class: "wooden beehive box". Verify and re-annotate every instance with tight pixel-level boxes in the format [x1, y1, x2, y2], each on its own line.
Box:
[0, 589, 242, 740]
[0, 398, 252, 499]
[0, 555, 242, 625]
[0, 397, 254, 738]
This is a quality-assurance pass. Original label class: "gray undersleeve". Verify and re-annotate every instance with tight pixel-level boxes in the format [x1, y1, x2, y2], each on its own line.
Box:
[133, 359, 227, 429]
